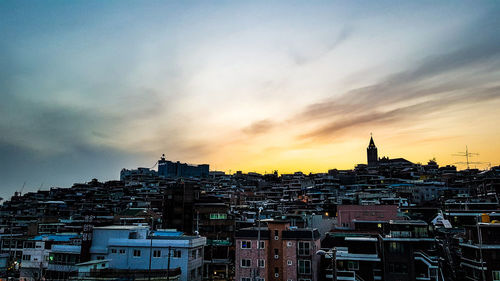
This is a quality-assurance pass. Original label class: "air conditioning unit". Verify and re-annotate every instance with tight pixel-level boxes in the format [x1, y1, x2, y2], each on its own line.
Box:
[274, 236, 279, 240]
[274, 255, 279, 259]
[274, 273, 279, 278]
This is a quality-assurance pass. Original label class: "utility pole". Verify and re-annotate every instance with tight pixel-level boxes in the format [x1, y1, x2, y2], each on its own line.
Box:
[148, 230, 153, 281]
[166, 246, 172, 281]
[477, 220, 486, 281]
[254, 207, 263, 281]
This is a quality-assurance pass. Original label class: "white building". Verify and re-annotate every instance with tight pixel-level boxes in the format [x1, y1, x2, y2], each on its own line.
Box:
[20, 233, 79, 281]
[89, 225, 206, 281]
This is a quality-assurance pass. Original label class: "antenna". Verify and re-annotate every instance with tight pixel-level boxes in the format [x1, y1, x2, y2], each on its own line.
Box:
[18, 181, 26, 196]
[452, 145, 480, 170]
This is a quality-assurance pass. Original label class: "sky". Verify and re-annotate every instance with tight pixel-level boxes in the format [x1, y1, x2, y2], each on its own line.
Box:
[1, 1, 500, 199]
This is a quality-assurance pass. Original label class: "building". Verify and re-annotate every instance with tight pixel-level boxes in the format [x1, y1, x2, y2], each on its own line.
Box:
[235, 219, 321, 281]
[19, 233, 80, 281]
[336, 205, 399, 230]
[158, 155, 209, 179]
[162, 181, 200, 234]
[379, 220, 441, 281]
[367, 135, 378, 166]
[320, 233, 382, 281]
[89, 225, 206, 281]
[46, 244, 81, 280]
[460, 215, 500, 281]
[120, 167, 157, 181]
[194, 198, 235, 280]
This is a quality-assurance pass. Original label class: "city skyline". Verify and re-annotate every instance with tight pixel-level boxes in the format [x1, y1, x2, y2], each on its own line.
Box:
[1, 1, 500, 198]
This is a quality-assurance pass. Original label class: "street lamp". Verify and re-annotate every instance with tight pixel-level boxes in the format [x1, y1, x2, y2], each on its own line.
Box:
[316, 248, 336, 281]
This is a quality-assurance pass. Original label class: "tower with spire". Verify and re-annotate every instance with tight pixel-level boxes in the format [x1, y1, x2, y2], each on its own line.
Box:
[367, 133, 378, 166]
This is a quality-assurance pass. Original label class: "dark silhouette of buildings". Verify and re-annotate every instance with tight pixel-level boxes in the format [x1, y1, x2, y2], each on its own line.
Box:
[158, 154, 209, 178]
[367, 135, 378, 166]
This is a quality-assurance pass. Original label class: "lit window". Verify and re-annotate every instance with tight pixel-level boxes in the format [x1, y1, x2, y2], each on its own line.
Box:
[241, 241, 252, 249]
[210, 213, 228, 220]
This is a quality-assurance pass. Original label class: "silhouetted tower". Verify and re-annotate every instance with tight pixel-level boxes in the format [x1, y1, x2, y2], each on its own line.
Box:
[367, 134, 378, 166]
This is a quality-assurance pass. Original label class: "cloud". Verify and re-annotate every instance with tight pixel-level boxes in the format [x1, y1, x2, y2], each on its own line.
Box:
[289, 26, 353, 65]
[300, 86, 500, 140]
[293, 18, 500, 141]
[242, 119, 276, 135]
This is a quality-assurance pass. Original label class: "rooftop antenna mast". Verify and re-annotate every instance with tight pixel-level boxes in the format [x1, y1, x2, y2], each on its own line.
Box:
[452, 145, 480, 170]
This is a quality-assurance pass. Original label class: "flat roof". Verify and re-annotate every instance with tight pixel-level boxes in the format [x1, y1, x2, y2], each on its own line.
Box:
[345, 237, 378, 242]
[389, 220, 427, 225]
[93, 225, 149, 230]
[76, 259, 110, 266]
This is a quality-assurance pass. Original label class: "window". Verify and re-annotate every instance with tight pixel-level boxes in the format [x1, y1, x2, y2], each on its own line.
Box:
[22, 255, 31, 261]
[210, 213, 227, 220]
[287, 260, 293, 266]
[173, 249, 181, 258]
[256, 278, 264, 281]
[111, 249, 117, 254]
[241, 278, 251, 281]
[241, 241, 252, 249]
[197, 248, 202, 258]
[415, 227, 428, 237]
[258, 259, 265, 268]
[298, 260, 311, 274]
[388, 242, 405, 254]
[133, 250, 141, 257]
[389, 263, 408, 274]
[153, 250, 161, 258]
[298, 242, 310, 256]
[241, 259, 251, 267]
[119, 249, 126, 254]
[190, 250, 196, 260]
[348, 261, 359, 270]
[493, 271, 500, 281]
[259, 241, 265, 249]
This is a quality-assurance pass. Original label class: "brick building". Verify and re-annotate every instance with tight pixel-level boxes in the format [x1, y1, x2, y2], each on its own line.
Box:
[235, 219, 320, 281]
